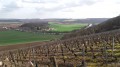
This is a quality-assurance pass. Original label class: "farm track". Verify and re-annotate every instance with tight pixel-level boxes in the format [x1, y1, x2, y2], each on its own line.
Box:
[0, 41, 48, 51]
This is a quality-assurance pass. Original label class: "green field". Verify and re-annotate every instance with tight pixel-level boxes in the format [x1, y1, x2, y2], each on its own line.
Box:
[49, 22, 87, 32]
[0, 30, 63, 45]
[0, 22, 87, 45]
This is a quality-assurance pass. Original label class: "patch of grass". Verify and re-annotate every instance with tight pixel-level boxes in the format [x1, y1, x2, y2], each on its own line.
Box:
[49, 22, 87, 32]
[0, 30, 63, 45]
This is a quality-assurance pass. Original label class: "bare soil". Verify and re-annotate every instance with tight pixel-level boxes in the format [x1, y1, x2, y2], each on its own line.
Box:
[0, 41, 48, 51]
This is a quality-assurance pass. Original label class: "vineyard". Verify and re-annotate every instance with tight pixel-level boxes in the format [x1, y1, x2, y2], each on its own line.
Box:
[0, 28, 120, 67]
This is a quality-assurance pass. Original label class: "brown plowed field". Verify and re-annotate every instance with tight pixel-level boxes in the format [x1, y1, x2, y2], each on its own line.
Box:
[0, 41, 48, 51]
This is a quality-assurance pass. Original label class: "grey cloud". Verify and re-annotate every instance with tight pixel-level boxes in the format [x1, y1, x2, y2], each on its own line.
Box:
[35, 0, 101, 12]
[22, 0, 41, 3]
[0, 0, 20, 13]
[66, 0, 102, 8]
[80, 0, 98, 5]
[35, 6, 65, 12]
[0, 0, 101, 14]
[115, 1, 120, 4]
[0, 0, 107, 19]
[22, 0, 57, 3]
[38, 0, 57, 3]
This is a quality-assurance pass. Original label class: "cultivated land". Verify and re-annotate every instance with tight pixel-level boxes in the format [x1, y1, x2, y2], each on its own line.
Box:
[0, 22, 87, 46]
[0, 30, 62, 46]
[49, 22, 87, 32]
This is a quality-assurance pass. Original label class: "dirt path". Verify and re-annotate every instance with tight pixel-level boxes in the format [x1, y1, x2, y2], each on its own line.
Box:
[0, 41, 48, 51]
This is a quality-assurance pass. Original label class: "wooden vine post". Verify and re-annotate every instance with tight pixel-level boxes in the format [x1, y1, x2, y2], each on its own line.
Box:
[112, 37, 115, 58]
[9, 51, 17, 67]
[82, 44, 86, 67]
[104, 41, 108, 66]
[32, 48, 35, 65]
[60, 44, 66, 63]
[49, 56, 58, 67]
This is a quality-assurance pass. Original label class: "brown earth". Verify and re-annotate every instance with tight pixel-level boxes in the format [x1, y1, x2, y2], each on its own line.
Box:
[0, 41, 48, 51]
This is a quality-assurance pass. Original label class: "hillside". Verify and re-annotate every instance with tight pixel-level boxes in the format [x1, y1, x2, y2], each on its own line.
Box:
[62, 16, 120, 39]
[0, 19, 21, 22]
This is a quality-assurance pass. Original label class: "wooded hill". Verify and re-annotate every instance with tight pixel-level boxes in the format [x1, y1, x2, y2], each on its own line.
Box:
[20, 21, 49, 32]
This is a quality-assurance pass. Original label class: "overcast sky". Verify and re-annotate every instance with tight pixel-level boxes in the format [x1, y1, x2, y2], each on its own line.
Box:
[0, 0, 120, 19]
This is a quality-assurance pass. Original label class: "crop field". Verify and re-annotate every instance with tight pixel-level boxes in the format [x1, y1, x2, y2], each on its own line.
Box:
[0, 30, 63, 46]
[49, 22, 87, 32]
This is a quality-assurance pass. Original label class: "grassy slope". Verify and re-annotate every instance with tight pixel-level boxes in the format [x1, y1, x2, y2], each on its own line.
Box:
[49, 22, 87, 32]
[0, 30, 62, 45]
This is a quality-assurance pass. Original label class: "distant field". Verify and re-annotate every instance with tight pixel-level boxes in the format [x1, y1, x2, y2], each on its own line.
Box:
[49, 22, 87, 32]
[0, 22, 23, 29]
[0, 30, 62, 46]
